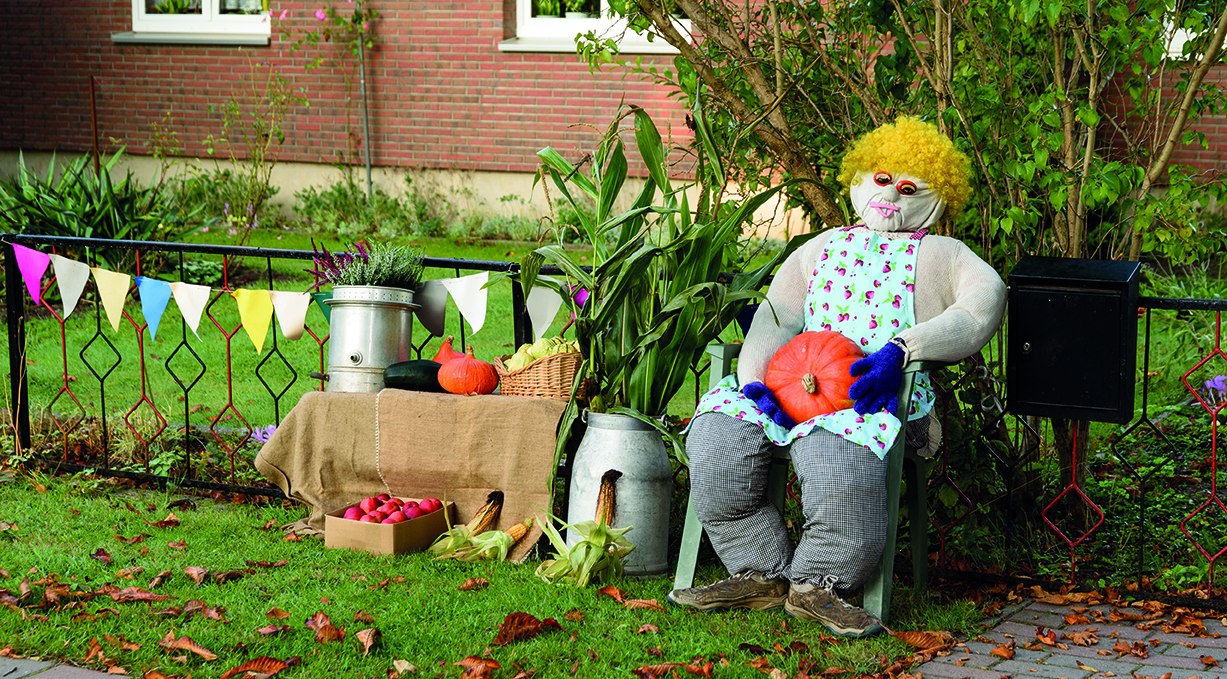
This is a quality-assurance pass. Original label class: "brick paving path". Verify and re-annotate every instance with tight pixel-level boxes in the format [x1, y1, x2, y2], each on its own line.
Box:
[4, 598, 1225, 678]
[913, 599, 1227, 679]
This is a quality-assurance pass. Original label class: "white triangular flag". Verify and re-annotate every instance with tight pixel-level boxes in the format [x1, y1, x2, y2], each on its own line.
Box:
[526, 285, 565, 342]
[169, 281, 211, 339]
[269, 290, 310, 340]
[90, 267, 131, 332]
[50, 254, 90, 319]
[439, 272, 489, 335]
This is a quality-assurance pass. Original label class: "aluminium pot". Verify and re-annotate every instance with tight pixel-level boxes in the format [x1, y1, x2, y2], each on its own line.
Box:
[324, 285, 418, 393]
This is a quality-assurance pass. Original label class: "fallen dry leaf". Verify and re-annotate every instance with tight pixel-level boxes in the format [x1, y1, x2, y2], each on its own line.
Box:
[391, 659, 416, 675]
[257, 624, 290, 636]
[631, 662, 711, 678]
[454, 656, 500, 678]
[458, 578, 490, 592]
[990, 643, 1015, 660]
[624, 598, 666, 612]
[354, 610, 375, 624]
[103, 635, 141, 652]
[167, 499, 197, 511]
[636, 624, 659, 634]
[98, 586, 174, 603]
[1065, 629, 1099, 646]
[745, 656, 776, 675]
[563, 608, 584, 622]
[596, 585, 624, 603]
[305, 611, 345, 643]
[211, 570, 244, 585]
[184, 567, 209, 586]
[1202, 655, 1219, 668]
[218, 656, 287, 679]
[283, 533, 302, 542]
[91, 548, 113, 565]
[157, 632, 217, 661]
[266, 608, 290, 619]
[115, 567, 144, 580]
[891, 630, 955, 651]
[146, 513, 181, 529]
[1065, 613, 1091, 625]
[356, 628, 381, 656]
[114, 534, 150, 545]
[491, 612, 562, 646]
[148, 571, 173, 589]
[244, 560, 288, 570]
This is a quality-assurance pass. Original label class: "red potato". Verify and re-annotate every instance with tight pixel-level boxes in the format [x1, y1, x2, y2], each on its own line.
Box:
[402, 505, 424, 520]
[359, 497, 380, 514]
[376, 493, 391, 503]
[383, 511, 407, 524]
[358, 515, 379, 523]
[342, 506, 364, 521]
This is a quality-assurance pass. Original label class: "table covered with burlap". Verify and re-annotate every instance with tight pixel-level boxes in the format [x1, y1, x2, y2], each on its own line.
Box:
[255, 389, 567, 561]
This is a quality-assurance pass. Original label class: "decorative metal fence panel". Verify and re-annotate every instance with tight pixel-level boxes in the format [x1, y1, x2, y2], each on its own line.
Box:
[4, 233, 1226, 589]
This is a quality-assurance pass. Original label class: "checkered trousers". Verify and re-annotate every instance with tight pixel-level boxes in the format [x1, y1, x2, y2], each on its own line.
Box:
[686, 412, 888, 591]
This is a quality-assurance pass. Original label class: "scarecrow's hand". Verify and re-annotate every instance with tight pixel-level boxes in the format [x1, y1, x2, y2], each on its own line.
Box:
[848, 340, 905, 415]
[741, 381, 796, 429]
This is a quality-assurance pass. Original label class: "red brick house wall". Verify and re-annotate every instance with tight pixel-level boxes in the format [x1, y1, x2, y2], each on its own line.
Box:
[0, 1, 689, 174]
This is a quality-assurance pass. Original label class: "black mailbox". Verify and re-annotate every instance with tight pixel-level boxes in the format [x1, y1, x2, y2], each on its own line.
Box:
[1007, 256, 1141, 423]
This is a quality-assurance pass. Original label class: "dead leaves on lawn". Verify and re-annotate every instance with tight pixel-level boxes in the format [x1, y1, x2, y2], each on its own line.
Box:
[491, 611, 562, 646]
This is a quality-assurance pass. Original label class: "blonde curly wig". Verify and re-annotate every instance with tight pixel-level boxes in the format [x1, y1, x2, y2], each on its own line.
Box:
[837, 117, 972, 217]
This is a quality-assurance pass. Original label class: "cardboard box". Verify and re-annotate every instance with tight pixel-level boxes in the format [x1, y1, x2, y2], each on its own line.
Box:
[324, 498, 456, 555]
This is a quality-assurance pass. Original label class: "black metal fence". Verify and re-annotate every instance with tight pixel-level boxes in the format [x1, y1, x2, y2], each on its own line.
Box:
[4, 233, 1227, 590]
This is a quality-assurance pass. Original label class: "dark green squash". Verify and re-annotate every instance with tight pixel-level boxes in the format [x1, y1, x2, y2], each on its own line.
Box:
[384, 360, 444, 392]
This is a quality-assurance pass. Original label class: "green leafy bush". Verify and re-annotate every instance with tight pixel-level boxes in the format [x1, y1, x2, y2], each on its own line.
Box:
[294, 172, 449, 238]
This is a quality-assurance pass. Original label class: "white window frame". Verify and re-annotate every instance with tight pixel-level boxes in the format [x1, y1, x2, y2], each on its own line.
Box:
[130, 0, 270, 38]
[502, 0, 689, 54]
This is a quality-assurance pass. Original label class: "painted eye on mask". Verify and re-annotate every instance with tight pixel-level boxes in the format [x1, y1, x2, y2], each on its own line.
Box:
[897, 180, 917, 195]
[873, 171, 892, 186]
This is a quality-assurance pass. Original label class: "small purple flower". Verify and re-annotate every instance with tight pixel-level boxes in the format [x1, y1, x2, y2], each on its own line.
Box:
[1205, 375, 1227, 404]
[250, 424, 277, 444]
[573, 286, 590, 307]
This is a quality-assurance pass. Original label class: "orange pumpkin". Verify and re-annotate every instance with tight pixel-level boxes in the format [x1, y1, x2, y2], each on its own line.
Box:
[764, 330, 864, 422]
[431, 335, 466, 364]
[438, 347, 499, 396]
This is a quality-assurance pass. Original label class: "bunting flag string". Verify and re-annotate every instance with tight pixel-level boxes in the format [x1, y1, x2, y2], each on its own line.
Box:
[169, 281, 211, 340]
[439, 272, 489, 335]
[91, 267, 132, 333]
[413, 280, 448, 338]
[49, 254, 90, 319]
[231, 288, 274, 353]
[12, 243, 51, 305]
[268, 290, 310, 341]
[526, 285, 565, 342]
[134, 276, 173, 341]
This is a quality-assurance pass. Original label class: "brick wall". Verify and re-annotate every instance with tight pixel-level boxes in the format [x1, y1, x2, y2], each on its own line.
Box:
[0, 1, 690, 176]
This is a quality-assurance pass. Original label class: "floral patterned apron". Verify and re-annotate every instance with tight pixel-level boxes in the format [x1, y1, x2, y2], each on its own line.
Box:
[693, 228, 934, 459]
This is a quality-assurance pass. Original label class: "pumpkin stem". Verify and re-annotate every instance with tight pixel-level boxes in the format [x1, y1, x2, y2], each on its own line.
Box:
[801, 373, 817, 395]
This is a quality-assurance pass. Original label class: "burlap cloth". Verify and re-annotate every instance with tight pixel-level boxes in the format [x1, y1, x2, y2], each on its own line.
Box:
[255, 390, 567, 561]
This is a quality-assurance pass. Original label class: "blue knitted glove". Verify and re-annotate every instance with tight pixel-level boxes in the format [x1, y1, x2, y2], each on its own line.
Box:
[848, 340, 905, 415]
[741, 381, 796, 429]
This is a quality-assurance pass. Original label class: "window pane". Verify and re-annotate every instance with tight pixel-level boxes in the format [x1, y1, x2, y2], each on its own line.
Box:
[145, 0, 201, 15]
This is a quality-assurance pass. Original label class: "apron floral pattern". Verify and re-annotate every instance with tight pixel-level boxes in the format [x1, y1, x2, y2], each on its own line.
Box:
[693, 228, 934, 459]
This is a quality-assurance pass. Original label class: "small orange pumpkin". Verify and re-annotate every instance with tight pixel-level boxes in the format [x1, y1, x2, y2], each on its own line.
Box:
[431, 335, 466, 364]
[438, 347, 499, 396]
[764, 330, 864, 422]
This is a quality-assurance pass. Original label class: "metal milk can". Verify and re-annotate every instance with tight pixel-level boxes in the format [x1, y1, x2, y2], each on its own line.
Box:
[324, 285, 417, 393]
[566, 411, 672, 576]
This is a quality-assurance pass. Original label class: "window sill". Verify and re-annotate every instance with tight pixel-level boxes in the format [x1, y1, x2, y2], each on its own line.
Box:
[498, 36, 678, 55]
[111, 31, 270, 46]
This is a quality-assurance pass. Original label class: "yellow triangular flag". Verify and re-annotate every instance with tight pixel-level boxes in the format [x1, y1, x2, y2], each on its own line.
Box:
[90, 267, 131, 332]
[231, 288, 274, 353]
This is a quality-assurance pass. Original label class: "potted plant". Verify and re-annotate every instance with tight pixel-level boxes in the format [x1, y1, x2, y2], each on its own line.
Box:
[564, 0, 591, 18]
[311, 241, 426, 393]
[519, 105, 816, 575]
[535, 0, 562, 18]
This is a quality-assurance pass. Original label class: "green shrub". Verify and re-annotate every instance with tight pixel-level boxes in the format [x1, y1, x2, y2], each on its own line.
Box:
[294, 172, 450, 239]
[0, 150, 195, 269]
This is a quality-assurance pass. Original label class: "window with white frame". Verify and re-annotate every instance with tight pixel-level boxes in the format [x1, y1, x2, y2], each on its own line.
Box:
[123, 0, 271, 42]
[504, 0, 687, 53]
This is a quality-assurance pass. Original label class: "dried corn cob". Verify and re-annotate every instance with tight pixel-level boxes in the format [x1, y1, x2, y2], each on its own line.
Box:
[594, 469, 622, 525]
[466, 490, 504, 534]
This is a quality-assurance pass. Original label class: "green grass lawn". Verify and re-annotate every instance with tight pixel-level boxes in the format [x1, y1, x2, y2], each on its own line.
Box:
[0, 469, 987, 678]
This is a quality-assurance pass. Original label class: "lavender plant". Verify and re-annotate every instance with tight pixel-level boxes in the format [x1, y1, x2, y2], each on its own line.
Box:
[309, 240, 425, 290]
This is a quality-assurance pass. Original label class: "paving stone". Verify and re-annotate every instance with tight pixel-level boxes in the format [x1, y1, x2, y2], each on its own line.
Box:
[959, 640, 1051, 662]
[1160, 641, 1227, 660]
[23, 667, 112, 678]
[1007, 608, 1071, 629]
[1148, 632, 1227, 648]
[990, 658, 1093, 678]
[993, 620, 1050, 638]
[1092, 622, 1154, 640]
[907, 659, 1012, 679]
[1041, 651, 1145, 675]
[928, 651, 1012, 671]
[1132, 650, 1218, 670]
[0, 657, 54, 678]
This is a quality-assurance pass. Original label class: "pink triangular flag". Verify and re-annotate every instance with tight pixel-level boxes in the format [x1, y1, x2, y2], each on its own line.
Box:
[11, 243, 51, 305]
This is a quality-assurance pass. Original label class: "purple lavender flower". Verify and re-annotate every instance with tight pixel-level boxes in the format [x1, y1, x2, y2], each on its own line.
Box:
[250, 424, 277, 444]
[1205, 375, 1227, 405]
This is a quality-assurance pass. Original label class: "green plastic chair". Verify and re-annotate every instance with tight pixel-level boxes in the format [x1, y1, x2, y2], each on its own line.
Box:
[673, 343, 937, 624]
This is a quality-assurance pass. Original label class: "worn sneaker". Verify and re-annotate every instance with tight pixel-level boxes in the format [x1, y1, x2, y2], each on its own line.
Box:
[784, 583, 883, 637]
[667, 571, 789, 612]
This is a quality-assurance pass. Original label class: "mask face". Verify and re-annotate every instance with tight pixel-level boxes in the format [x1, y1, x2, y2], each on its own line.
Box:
[849, 170, 946, 233]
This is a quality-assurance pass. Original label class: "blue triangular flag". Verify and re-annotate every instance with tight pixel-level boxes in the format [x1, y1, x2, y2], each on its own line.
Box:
[135, 276, 173, 341]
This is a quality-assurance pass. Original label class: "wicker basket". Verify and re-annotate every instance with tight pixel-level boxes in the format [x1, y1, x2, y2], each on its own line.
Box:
[494, 351, 586, 400]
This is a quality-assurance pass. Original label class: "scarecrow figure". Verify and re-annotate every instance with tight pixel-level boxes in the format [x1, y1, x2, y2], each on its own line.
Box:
[668, 117, 1006, 637]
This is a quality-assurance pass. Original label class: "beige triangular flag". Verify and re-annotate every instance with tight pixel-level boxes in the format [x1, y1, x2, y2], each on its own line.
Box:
[90, 267, 131, 332]
[169, 281, 211, 340]
[526, 285, 565, 342]
[231, 288, 274, 353]
[268, 290, 310, 341]
[50, 254, 90, 319]
[439, 272, 489, 335]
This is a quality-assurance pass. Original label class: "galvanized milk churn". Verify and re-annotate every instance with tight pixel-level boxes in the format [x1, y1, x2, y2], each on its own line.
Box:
[324, 285, 418, 393]
[566, 411, 671, 576]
